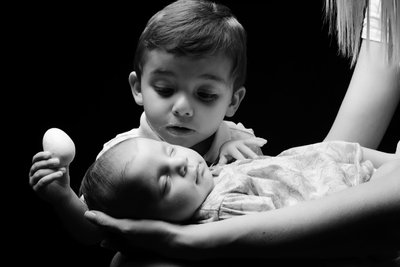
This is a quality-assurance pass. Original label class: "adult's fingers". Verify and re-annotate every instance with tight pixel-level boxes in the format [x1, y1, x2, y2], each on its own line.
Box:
[29, 157, 60, 178]
[84, 210, 178, 248]
[32, 170, 64, 190]
[84, 211, 123, 232]
[31, 151, 52, 163]
[85, 210, 154, 235]
[29, 167, 64, 186]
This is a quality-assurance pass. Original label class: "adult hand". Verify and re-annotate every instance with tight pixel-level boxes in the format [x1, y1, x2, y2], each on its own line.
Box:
[84, 210, 191, 259]
[29, 151, 71, 203]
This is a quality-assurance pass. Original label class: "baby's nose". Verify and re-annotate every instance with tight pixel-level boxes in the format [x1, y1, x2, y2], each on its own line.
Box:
[171, 157, 188, 176]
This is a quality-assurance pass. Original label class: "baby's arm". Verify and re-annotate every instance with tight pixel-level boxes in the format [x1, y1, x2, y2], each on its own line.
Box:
[29, 151, 103, 245]
[218, 137, 267, 165]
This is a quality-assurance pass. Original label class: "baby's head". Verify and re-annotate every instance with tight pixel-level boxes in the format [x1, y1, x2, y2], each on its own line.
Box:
[80, 137, 214, 222]
[134, 0, 247, 91]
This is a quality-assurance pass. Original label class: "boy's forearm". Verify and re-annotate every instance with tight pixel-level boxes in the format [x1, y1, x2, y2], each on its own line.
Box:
[52, 188, 103, 245]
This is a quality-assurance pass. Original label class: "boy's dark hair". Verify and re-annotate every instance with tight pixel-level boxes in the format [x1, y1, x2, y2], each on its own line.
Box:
[134, 0, 247, 91]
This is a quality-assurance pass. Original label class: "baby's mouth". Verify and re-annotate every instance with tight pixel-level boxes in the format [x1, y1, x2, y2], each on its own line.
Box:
[196, 162, 205, 184]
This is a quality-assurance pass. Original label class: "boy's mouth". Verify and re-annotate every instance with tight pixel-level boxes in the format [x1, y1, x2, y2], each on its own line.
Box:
[166, 126, 195, 136]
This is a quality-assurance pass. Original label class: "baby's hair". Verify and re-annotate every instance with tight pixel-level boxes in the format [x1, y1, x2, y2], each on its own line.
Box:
[325, 0, 400, 66]
[134, 0, 247, 91]
[79, 139, 151, 219]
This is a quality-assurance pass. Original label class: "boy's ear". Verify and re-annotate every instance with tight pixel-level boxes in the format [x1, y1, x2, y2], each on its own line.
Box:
[129, 71, 143, 106]
[226, 86, 246, 117]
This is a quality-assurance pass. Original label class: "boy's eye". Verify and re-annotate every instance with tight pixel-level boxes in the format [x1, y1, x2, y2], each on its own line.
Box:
[197, 91, 218, 102]
[154, 86, 174, 97]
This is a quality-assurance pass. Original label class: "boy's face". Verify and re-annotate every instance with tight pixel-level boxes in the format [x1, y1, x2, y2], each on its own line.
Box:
[117, 138, 214, 222]
[137, 49, 239, 151]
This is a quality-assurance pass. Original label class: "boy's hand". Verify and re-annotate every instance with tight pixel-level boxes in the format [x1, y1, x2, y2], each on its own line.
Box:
[218, 137, 267, 165]
[29, 150, 72, 203]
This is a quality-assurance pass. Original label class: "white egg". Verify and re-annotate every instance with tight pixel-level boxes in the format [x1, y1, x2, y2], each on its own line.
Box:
[42, 128, 76, 166]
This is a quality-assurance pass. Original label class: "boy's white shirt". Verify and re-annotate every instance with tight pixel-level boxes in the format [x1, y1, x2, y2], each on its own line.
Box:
[96, 112, 260, 164]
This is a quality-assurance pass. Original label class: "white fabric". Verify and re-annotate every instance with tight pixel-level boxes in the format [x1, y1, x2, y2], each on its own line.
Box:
[195, 141, 375, 223]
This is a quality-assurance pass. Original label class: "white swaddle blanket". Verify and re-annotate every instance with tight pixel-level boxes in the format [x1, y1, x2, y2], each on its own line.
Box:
[194, 141, 375, 223]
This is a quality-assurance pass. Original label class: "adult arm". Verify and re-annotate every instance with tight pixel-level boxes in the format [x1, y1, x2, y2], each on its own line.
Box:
[51, 188, 103, 245]
[29, 151, 103, 245]
[324, 40, 400, 149]
[86, 160, 400, 260]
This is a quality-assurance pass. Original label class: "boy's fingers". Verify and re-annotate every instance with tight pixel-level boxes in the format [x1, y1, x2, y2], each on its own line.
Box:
[218, 155, 228, 165]
[238, 144, 258, 159]
[244, 137, 267, 147]
[229, 149, 245, 160]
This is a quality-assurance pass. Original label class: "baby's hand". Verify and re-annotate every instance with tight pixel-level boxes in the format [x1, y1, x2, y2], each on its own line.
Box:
[218, 137, 267, 165]
[29, 151, 72, 203]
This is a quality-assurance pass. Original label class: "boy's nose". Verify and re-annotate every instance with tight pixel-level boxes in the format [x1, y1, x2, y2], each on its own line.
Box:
[172, 96, 193, 118]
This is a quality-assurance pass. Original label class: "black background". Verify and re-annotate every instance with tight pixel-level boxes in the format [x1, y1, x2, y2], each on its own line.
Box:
[8, 1, 399, 266]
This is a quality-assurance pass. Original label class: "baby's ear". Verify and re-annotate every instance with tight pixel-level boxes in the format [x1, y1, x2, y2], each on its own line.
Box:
[129, 71, 143, 106]
[226, 86, 246, 117]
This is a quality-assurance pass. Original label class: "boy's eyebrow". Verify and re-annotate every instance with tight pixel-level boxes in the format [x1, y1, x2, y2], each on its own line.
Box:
[151, 69, 174, 77]
[199, 73, 228, 84]
[151, 69, 227, 84]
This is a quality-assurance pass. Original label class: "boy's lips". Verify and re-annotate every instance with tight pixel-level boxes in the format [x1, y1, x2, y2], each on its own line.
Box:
[166, 125, 195, 136]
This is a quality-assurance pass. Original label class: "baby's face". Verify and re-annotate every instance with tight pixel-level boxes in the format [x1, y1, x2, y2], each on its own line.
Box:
[118, 138, 214, 221]
[138, 49, 236, 151]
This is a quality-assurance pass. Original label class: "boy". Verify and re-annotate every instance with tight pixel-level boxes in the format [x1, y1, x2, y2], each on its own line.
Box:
[97, 0, 260, 164]
[79, 137, 399, 224]
[29, 0, 262, 245]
